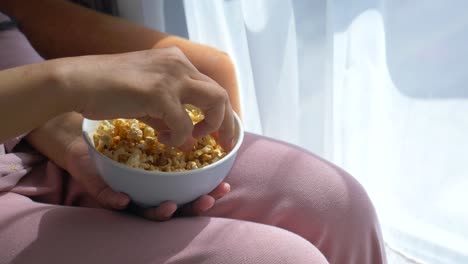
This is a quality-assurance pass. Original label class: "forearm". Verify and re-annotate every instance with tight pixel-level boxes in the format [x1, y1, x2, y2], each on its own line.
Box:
[0, 60, 72, 142]
[0, 0, 167, 58]
[26, 112, 83, 169]
[0, 0, 241, 114]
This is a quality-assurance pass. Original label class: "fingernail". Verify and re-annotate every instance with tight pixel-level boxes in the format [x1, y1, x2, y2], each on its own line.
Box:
[224, 183, 231, 193]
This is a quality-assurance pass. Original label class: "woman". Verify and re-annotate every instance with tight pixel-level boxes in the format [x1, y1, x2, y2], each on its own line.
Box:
[0, 0, 386, 263]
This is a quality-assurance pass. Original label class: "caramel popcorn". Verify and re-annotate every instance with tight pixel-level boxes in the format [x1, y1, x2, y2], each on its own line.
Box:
[93, 105, 227, 172]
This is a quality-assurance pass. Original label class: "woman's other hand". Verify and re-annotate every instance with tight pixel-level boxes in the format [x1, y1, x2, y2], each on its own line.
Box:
[64, 128, 231, 221]
[57, 47, 234, 150]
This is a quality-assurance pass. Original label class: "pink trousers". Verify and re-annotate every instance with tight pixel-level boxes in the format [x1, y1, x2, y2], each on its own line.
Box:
[0, 13, 386, 264]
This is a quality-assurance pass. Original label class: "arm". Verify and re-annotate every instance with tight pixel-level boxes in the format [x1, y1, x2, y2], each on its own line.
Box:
[1, 48, 234, 148]
[0, 60, 72, 143]
[1, 48, 232, 219]
[0, 0, 241, 114]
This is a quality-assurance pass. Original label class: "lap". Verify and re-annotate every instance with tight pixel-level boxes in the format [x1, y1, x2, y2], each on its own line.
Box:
[0, 133, 383, 264]
[0, 192, 327, 264]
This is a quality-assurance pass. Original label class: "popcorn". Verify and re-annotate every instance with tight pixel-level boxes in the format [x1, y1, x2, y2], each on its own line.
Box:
[93, 105, 227, 172]
[127, 120, 143, 141]
[185, 104, 205, 124]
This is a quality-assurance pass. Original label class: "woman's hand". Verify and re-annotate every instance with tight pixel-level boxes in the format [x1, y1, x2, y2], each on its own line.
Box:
[27, 112, 231, 221]
[65, 134, 230, 220]
[1, 47, 234, 149]
[152, 36, 241, 116]
[58, 47, 234, 149]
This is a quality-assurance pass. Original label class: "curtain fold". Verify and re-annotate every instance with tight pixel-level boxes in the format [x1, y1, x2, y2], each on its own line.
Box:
[184, 0, 329, 152]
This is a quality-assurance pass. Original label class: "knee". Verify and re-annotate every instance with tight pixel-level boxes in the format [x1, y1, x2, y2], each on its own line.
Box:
[205, 222, 328, 264]
[316, 164, 378, 235]
[308, 168, 385, 264]
[277, 146, 379, 235]
[236, 134, 380, 232]
[278, 151, 385, 263]
[243, 227, 328, 264]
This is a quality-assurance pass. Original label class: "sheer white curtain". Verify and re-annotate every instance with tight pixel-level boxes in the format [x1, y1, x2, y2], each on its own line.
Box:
[182, 0, 468, 263]
[184, 0, 329, 154]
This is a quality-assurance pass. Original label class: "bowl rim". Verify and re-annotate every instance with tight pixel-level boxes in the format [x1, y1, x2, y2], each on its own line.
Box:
[82, 112, 244, 177]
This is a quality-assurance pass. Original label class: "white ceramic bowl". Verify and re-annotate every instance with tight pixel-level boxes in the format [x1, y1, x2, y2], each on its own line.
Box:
[82, 113, 244, 208]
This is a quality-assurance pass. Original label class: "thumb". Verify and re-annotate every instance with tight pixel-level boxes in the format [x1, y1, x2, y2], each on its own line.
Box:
[75, 155, 131, 209]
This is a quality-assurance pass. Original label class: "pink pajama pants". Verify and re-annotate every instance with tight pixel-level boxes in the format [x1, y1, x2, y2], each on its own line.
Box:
[0, 13, 386, 264]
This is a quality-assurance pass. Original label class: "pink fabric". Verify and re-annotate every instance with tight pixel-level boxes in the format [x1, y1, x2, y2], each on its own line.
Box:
[0, 13, 43, 68]
[0, 13, 386, 264]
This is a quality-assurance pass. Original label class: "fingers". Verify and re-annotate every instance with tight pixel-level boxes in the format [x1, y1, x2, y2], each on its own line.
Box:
[84, 169, 130, 209]
[150, 99, 194, 147]
[176, 51, 235, 143]
[190, 94, 226, 140]
[143, 201, 178, 221]
[127, 181, 230, 220]
[94, 187, 130, 210]
[150, 48, 234, 146]
[147, 78, 234, 148]
[139, 116, 196, 151]
[128, 201, 178, 221]
[71, 147, 130, 210]
[161, 105, 194, 146]
[179, 195, 215, 216]
[182, 77, 234, 142]
[179, 136, 197, 152]
[192, 195, 216, 213]
[138, 117, 169, 132]
[218, 100, 235, 151]
[178, 182, 231, 216]
[208, 182, 231, 200]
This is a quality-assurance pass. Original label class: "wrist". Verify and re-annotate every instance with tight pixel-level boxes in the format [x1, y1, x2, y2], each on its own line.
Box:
[45, 58, 80, 114]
